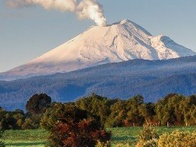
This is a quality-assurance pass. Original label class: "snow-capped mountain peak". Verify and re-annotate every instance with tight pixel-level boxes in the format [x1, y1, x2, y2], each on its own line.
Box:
[1, 19, 195, 79]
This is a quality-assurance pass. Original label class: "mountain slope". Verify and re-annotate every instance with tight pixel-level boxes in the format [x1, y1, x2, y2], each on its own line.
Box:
[0, 55, 196, 110]
[0, 19, 195, 80]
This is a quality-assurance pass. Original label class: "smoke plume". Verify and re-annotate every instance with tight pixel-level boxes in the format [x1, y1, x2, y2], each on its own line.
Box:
[7, 0, 107, 26]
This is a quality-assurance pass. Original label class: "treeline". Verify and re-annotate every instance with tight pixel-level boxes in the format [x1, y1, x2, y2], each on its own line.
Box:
[74, 93, 196, 127]
[0, 93, 51, 130]
[0, 93, 196, 130]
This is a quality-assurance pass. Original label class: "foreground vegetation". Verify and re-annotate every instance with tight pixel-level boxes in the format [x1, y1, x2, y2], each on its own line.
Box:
[1, 126, 196, 147]
[0, 93, 196, 146]
[109, 126, 196, 146]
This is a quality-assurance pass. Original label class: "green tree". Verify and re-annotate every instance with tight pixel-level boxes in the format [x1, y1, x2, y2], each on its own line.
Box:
[0, 107, 5, 147]
[40, 102, 92, 131]
[184, 105, 196, 126]
[25, 93, 52, 129]
[140, 102, 156, 125]
[105, 99, 126, 127]
[26, 93, 51, 115]
[12, 109, 25, 129]
[22, 118, 38, 129]
[40, 102, 64, 130]
[155, 94, 186, 125]
[75, 93, 111, 126]
[183, 95, 196, 126]
[125, 95, 145, 126]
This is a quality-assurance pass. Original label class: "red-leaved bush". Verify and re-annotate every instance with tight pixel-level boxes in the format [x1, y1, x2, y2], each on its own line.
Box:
[48, 119, 111, 147]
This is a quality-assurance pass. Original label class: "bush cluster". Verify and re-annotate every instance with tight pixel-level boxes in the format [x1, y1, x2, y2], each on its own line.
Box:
[136, 126, 159, 147]
[44, 104, 111, 147]
[158, 131, 196, 147]
[136, 126, 196, 147]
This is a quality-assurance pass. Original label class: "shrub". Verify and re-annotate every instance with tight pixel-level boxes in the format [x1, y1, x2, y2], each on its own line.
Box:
[46, 104, 111, 147]
[158, 130, 196, 147]
[0, 141, 5, 147]
[95, 140, 110, 147]
[136, 126, 159, 147]
[0, 131, 5, 147]
[113, 143, 130, 147]
[48, 119, 111, 147]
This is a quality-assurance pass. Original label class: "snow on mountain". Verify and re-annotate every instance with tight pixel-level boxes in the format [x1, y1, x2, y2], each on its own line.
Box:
[1, 19, 195, 79]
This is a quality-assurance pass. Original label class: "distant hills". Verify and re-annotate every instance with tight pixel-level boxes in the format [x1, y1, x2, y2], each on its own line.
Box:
[0, 19, 195, 80]
[0, 55, 196, 110]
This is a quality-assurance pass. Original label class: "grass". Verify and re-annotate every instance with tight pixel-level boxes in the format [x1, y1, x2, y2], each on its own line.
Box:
[1, 129, 49, 147]
[107, 126, 196, 146]
[107, 127, 141, 146]
[1, 126, 196, 147]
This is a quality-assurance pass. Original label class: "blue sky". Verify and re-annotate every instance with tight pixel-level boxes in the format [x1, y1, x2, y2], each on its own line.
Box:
[0, 0, 196, 72]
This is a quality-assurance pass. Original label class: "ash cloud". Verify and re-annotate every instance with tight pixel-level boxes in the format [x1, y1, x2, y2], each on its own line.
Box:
[7, 0, 107, 26]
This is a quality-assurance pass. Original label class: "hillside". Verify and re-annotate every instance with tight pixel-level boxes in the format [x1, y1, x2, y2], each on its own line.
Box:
[0, 55, 196, 110]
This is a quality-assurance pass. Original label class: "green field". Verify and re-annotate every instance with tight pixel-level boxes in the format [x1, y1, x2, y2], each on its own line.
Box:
[1, 129, 48, 147]
[1, 126, 196, 147]
[108, 126, 196, 146]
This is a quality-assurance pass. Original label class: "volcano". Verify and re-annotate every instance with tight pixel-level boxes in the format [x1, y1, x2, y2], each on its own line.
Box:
[1, 19, 195, 80]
